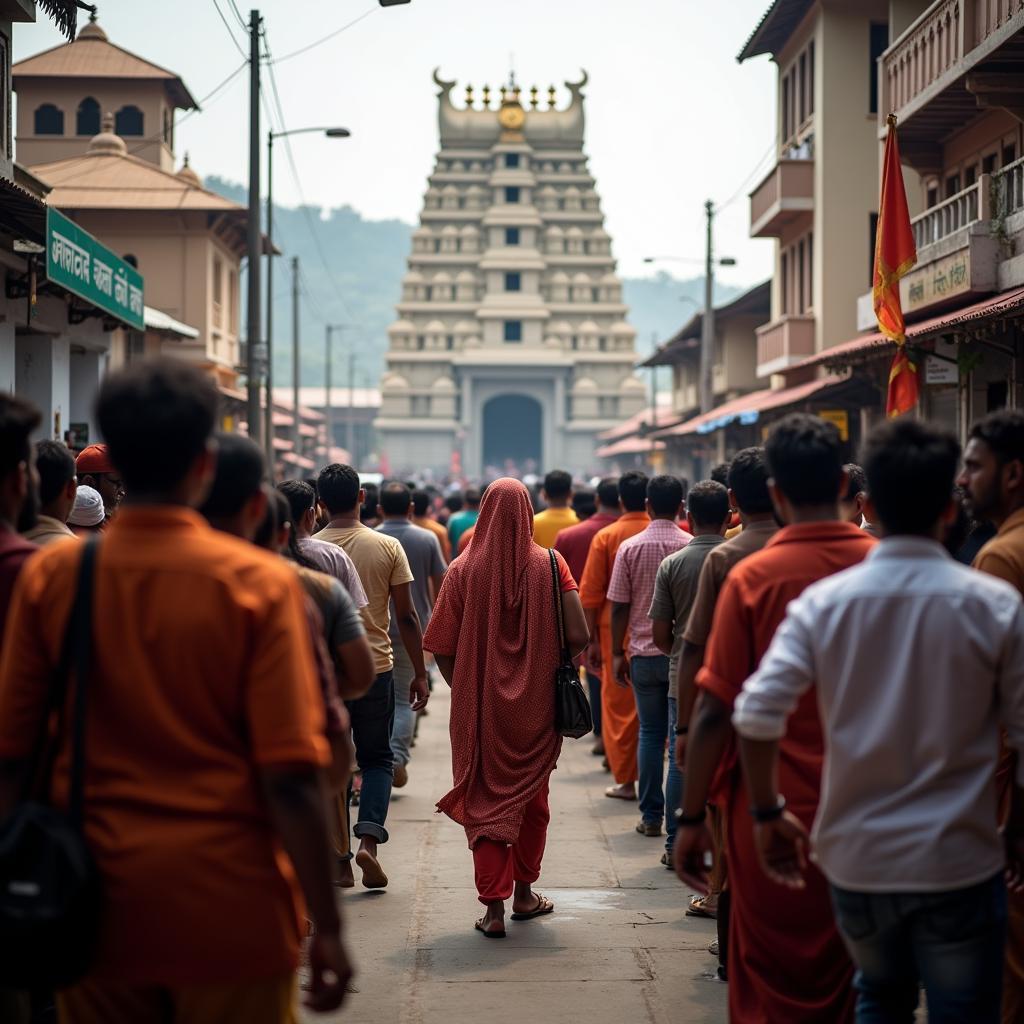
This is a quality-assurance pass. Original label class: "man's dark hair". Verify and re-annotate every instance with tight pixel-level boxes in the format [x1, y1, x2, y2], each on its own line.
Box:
[95, 358, 216, 494]
[843, 463, 867, 501]
[412, 489, 432, 517]
[710, 462, 731, 487]
[765, 414, 844, 506]
[596, 476, 620, 509]
[543, 469, 572, 500]
[317, 463, 361, 514]
[35, 439, 76, 505]
[863, 419, 960, 536]
[618, 470, 648, 512]
[727, 447, 772, 515]
[0, 395, 41, 479]
[687, 480, 730, 528]
[464, 487, 482, 508]
[278, 478, 316, 524]
[380, 481, 412, 516]
[360, 483, 380, 523]
[572, 488, 596, 520]
[969, 409, 1024, 465]
[198, 433, 265, 520]
[445, 492, 464, 514]
[254, 489, 289, 550]
[647, 474, 684, 516]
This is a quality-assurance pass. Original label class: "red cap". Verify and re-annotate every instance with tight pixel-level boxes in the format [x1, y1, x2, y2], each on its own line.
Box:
[75, 443, 114, 475]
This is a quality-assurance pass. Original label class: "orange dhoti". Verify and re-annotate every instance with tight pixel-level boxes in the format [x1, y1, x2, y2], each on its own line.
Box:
[598, 608, 637, 785]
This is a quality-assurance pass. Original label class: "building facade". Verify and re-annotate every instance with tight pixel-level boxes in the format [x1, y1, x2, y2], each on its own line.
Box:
[375, 70, 645, 479]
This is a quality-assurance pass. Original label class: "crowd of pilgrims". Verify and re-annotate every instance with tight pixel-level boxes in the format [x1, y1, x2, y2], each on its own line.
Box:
[1, 356, 1024, 1022]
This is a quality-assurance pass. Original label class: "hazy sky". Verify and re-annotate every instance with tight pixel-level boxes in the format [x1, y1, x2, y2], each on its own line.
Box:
[13, 0, 778, 286]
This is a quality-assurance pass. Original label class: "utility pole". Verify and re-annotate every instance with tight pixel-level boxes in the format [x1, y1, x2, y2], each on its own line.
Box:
[325, 324, 333, 460]
[263, 129, 274, 466]
[245, 9, 262, 448]
[291, 255, 300, 452]
[700, 198, 715, 416]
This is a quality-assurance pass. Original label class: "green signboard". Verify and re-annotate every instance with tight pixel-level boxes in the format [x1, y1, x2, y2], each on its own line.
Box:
[45, 207, 144, 331]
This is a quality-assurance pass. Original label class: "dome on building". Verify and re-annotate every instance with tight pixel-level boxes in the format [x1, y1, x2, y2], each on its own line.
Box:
[440, 224, 459, 236]
[549, 320, 573, 335]
[455, 270, 476, 284]
[87, 113, 127, 156]
[381, 372, 410, 389]
[78, 16, 109, 41]
[611, 321, 636, 336]
[432, 271, 453, 284]
[453, 319, 476, 333]
[572, 272, 591, 285]
[175, 153, 202, 188]
[388, 318, 416, 334]
[433, 376, 456, 391]
[619, 376, 646, 392]
[549, 271, 570, 284]
[566, 226, 584, 238]
[601, 271, 620, 284]
[403, 270, 424, 284]
[460, 224, 480, 236]
[578, 319, 600, 335]
[545, 225, 564, 238]
[424, 319, 446, 333]
[572, 376, 598, 391]
[412, 226, 432, 239]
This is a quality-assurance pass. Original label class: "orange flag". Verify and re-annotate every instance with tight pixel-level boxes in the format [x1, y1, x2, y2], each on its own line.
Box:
[873, 113, 919, 418]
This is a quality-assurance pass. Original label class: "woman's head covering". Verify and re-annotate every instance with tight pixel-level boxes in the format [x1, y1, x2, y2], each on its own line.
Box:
[463, 478, 535, 593]
[68, 485, 105, 527]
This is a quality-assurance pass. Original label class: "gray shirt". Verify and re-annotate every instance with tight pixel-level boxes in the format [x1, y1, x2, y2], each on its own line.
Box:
[298, 536, 368, 609]
[733, 537, 1024, 893]
[648, 534, 724, 698]
[377, 518, 447, 640]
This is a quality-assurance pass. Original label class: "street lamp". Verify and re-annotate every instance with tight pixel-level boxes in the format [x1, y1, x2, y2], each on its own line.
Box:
[264, 125, 351, 466]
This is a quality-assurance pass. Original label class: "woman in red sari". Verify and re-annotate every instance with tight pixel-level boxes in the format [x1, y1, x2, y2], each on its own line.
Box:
[424, 478, 589, 937]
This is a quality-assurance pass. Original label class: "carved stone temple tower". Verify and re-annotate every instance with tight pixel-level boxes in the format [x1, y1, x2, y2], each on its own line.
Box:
[374, 70, 645, 479]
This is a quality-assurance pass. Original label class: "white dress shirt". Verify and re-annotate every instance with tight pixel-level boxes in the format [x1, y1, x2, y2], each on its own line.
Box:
[733, 536, 1024, 893]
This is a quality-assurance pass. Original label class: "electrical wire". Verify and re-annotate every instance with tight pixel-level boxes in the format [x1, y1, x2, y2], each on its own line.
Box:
[713, 135, 780, 215]
[265, 6, 378, 65]
[225, 0, 247, 32]
[210, 0, 248, 61]
[262, 31, 357, 324]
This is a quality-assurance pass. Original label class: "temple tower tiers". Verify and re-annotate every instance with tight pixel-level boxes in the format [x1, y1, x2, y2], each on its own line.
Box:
[375, 70, 645, 479]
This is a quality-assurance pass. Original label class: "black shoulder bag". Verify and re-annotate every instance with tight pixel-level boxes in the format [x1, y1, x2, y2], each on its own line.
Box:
[0, 537, 102, 989]
[549, 549, 593, 740]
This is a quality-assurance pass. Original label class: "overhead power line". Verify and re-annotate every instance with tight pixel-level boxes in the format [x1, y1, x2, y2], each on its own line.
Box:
[266, 6, 379, 65]
[210, 0, 248, 60]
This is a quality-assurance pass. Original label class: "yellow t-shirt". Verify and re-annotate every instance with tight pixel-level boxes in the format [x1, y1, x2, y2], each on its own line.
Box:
[532, 506, 580, 549]
[313, 522, 414, 674]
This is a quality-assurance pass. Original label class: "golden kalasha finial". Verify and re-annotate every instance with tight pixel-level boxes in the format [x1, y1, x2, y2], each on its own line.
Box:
[529, 85, 539, 109]
[499, 85, 507, 103]
[513, 85, 521, 103]
[547, 85, 557, 109]
[482, 84, 491, 109]
[465, 83, 474, 108]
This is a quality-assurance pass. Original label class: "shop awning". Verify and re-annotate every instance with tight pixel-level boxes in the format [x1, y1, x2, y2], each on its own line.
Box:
[144, 306, 199, 340]
[596, 436, 667, 458]
[794, 286, 1024, 370]
[653, 376, 847, 439]
[597, 404, 675, 442]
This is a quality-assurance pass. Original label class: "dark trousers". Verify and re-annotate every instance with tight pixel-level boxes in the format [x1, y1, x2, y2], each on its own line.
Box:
[586, 670, 602, 737]
[339, 670, 395, 857]
[830, 873, 1007, 1023]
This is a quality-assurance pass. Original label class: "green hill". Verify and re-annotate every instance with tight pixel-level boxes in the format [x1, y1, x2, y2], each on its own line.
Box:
[207, 176, 742, 388]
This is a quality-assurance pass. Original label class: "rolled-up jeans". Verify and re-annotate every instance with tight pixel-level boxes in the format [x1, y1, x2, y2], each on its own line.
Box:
[830, 873, 1007, 1023]
[629, 654, 671, 826]
[665, 696, 683, 857]
[339, 669, 395, 859]
[390, 640, 415, 768]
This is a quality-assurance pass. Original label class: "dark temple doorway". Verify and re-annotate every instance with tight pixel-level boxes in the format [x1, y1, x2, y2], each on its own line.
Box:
[482, 394, 542, 475]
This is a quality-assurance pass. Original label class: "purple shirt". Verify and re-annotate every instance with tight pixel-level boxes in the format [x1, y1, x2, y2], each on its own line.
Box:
[607, 519, 692, 657]
[297, 537, 368, 609]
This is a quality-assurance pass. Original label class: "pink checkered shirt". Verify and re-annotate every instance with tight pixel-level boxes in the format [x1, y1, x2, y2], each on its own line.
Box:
[607, 519, 692, 657]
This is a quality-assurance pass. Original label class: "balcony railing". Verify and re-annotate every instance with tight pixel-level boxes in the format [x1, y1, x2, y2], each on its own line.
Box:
[995, 155, 1024, 220]
[755, 314, 816, 377]
[749, 159, 814, 239]
[882, 0, 1024, 121]
[911, 175, 991, 250]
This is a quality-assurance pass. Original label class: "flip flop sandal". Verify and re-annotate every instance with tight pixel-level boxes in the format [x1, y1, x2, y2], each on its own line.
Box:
[686, 896, 718, 919]
[510, 894, 555, 921]
[475, 919, 506, 939]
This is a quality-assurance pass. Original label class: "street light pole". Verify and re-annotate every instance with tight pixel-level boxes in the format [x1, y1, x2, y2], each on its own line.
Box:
[324, 322, 345, 460]
[263, 130, 274, 466]
[291, 255, 300, 453]
[245, 9, 262, 449]
[701, 199, 714, 415]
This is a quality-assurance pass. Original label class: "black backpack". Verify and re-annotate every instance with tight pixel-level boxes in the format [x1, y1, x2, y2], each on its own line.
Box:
[0, 538, 101, 989]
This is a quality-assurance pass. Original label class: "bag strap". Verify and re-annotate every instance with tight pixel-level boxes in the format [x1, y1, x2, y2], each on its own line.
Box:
[548, 549, 570, 661]
[24, 537, 98, 824]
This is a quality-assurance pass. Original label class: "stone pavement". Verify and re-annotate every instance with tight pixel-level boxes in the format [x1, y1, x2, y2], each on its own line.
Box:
[303, 683, 726, 1024]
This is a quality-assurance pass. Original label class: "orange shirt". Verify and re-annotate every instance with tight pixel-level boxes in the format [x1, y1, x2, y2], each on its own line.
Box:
[578, 511, 651, 624]
[413, 514, 452, 561]
[0, 507, 328, 986]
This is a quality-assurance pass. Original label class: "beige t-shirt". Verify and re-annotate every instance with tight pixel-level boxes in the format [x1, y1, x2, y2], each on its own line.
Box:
[313, 522, 414, 674]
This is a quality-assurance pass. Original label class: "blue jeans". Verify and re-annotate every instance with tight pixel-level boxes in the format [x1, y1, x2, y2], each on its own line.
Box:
[629, 655, 671, 828]
[343, 669, 395, 854]
[390, 643, 414, 768]
[665, 696, 682, 857]
[830, 874, 1007, 1023]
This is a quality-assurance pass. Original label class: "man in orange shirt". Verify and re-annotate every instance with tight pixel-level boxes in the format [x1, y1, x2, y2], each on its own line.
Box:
[0, 360, 351, 1023]
[675, 414, 873, 1023]
[579, 471, 650, 800]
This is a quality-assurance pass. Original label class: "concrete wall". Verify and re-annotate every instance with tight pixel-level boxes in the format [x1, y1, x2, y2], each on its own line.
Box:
[15, 79, 174, 169]
[15, 332, 70, 441]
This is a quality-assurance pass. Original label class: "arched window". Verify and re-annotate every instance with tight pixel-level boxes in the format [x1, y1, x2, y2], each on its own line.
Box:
[115, 105, 144, 136]
[34, 103, 64, 135]
[76, 96, 100, 136]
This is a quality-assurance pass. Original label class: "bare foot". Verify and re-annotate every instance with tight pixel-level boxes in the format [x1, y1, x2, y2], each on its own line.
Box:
[475, 900, 506, 937]
[355, 839, 388, 889]
[511, 882, 555, 920]
[604, 782, 637, 800]
[335, 859, 355, 889]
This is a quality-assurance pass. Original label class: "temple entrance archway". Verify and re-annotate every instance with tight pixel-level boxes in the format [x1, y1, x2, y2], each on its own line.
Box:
[482, 394, 542, 476]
